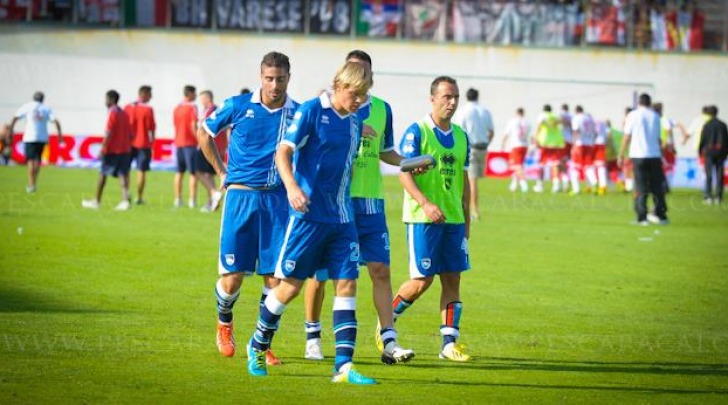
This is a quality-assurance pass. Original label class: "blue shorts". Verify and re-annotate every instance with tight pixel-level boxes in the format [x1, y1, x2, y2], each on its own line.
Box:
[24, 142, 46, 161]
[218, 187, 288, 276]
[314, 212, 390, 282]
[275, 217, 359, 281]
[406, 223, 470, 279]
[176, 146, 197, 174]
[195, 149, 216, 174]
[131, 147, 152, 172]
[101, 153, 131, 177]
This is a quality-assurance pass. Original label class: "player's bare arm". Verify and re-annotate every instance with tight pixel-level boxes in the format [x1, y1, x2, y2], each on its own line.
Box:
[196, 125, 227, 186]
[399, 171, 444, 223]
[618, 133, 631, 167]
[275, 143, 309, 213]
[53, 119, 63, 146]
[462, 170, 471, 239]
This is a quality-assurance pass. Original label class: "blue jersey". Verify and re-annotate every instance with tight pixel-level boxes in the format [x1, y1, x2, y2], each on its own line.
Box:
[203, 90, 299, 188]
[281, 92, 362, 224]
[399, 115, 471, 169]
[352, 95, 395, 215]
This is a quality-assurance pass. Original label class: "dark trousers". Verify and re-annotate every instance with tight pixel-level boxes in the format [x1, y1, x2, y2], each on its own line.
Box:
[704, 154, 726, 201]
[632, 158, 667, 221]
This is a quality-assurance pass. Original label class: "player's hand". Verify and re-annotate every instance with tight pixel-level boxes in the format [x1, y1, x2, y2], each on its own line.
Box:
[288, 186, 310, 213]
[423, 201, 445, 223]
[218, 172, 227, 191]
[411, 165, 430, 175]
[362, 124, 377, 139]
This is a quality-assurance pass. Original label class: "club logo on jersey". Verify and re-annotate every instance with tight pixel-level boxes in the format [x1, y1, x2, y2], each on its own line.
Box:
[321, 115, 330, 125]
[402, 132, 415, 154]
[245, 109, 255, 118]
[421, 258, 431, 270]
[284, 260, 296, 272]
[225, 254, 235, 266]
[287, 124, 298, 133]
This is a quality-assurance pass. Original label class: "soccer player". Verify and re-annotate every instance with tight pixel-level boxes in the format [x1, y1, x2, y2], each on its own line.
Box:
[560, 103, 573, 191]
[604, 120, 623, 189]
[569, 105, 597, 195]
[173, 85, 199, 208]
[699, 105, 728, 205]
[124, 85, 156, 205]
[245, 61, 376, 384]
[302, 50, 415, 365]
[452, 87, 493, 220]
[501, 107, 530, 193]
[195, 90, 224, 213]
[197, 52, 297, 366]
[394, 76, 472, 362]
[593, 118, 609, 195]
[81, 90, 133, 211]
[9, 91, 63, 193]
[534, 104, 565, 193]
[618, 93, 668, 225]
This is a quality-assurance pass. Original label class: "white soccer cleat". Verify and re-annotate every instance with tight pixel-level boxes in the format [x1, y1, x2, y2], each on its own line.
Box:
[114, 200, 131, 211]
[533, 183, 544, 193]
[305, 338, 324, 360]
[200, 203, 212, 213]
[81, 199, 100, 209]
[381, 341, 415, 365]
[173, 199, 183, 208]
[508, 182, 517, 192]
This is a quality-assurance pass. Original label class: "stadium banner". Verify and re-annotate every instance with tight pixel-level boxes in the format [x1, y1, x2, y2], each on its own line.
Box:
[452, 1, 581, 46]
[216, 0, 304, 32]
[124, 0, 167, 27]
[78, 0, 120, 24]
[0, 0, 31, 21]
[585, 1, 626, 46]
[484, 151, 726, 188]
[403, 0, 447, 41]
[171, 0, 211, 28]
[309, 0, 352, 35]
[7, 135, 177, 171]
[356, 0, 401, 38]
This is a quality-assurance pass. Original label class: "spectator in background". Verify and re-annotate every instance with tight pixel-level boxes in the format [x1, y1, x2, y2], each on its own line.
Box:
[173, 85, 199, 208]
[453, 87, 493, 220]
[195, 90, 224, 213]
[124, 85, 156, 205]
[9, 91, 63, 193]
[82, 90, 133, 211]
[699, 105, 728, 205]
[0, 123, 12, 165]
[618, 93, 668, 225]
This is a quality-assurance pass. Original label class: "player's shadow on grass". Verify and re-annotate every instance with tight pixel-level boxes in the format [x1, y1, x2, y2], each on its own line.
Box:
[399, 355, 728, 378]
[0, 286, 120, 314]
[377, 377, 728, 395]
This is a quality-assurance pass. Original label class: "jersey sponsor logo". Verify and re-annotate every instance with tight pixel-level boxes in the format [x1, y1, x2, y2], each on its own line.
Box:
[225, 254, 235, 266]
[284, 260, 296, 272]
[321, 115, 330, 125]
[421, 258, 431, 270]
[245, 109, 255, 118]
[439, 152, 457, 177]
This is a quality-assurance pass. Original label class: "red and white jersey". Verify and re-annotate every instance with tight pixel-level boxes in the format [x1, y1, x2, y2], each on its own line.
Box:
[503, 116, 531, 150]
[560, 111, 572, 144]
[594, 119, 607, 145]
[572, 113, 596, 146]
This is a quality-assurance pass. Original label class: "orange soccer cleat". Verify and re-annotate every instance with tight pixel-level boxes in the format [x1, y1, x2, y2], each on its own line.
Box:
[216, 322, 236, 357]
[266, 349, 283, 366]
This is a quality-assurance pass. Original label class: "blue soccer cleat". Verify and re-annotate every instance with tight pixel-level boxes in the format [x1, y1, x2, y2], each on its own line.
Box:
[246, 340, 268, 377]
[331, 363, 377, 385]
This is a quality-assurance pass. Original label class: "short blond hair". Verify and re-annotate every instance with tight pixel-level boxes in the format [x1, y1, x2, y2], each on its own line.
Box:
[333, 61, 373, 93]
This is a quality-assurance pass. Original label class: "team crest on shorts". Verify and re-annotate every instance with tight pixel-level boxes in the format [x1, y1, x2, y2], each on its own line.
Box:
[225, 254, 235, 266]
[421, 258, 431, 270]
[285, 260, 296, 272]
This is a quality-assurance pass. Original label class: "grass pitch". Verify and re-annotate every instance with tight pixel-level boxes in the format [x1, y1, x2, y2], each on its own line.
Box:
[1, 166, 727, 404]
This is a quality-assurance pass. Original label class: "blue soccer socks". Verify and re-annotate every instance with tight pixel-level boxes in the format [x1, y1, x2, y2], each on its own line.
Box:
[332, 296, 357, 372]
[441, 301, 462, 348]
[215, 279, 240, 324]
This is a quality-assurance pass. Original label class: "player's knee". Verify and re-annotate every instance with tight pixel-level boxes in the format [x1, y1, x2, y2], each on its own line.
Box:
[367, 262, 390, 284]
[220, 273, 244, 293]
[334, 279, 357, 297]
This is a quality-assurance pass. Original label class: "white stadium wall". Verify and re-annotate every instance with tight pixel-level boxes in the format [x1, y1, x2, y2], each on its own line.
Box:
[1, 26, 727, 159]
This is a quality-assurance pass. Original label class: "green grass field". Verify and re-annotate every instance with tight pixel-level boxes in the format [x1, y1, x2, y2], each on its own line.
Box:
[1, 166, 727, 404]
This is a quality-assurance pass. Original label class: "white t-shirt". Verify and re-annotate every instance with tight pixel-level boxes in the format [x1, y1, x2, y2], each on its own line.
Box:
[560, 111, 573, 143]
[624, 106, 662, 158]
[453, 101, 493, 145]
[503, 116, 530, 150]
[594, 119, 607, 145]
[15, 101, 56, 143]
[571, 113, 596, 146]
